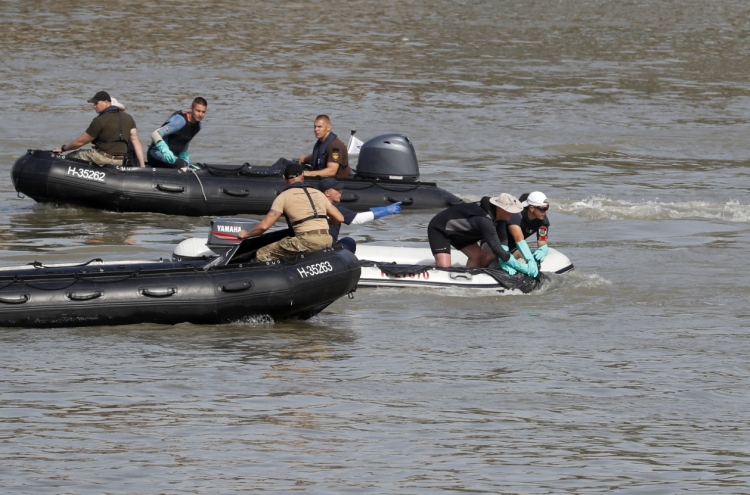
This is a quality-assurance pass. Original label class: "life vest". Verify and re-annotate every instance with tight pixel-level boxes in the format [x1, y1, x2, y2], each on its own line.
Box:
[311, 133, 337, 171]
[163, 111, 201, 154]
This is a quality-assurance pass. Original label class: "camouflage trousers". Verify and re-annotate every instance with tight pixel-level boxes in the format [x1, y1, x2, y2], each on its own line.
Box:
[256, 232, 332, 262]
[67, 148, 124, 167]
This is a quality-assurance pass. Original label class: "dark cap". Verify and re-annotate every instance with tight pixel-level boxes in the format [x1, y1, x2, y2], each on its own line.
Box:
[318, 177, 344, 192]
[284, 162, 306, 179]
[87, 91, 111, 103]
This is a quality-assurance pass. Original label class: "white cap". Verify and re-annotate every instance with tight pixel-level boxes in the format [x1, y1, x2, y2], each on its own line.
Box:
[522, 191, 548, 208]
[110, 97, 126, 110]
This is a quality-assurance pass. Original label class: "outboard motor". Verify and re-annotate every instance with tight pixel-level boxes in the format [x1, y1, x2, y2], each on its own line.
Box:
[173, 217, 260, 261]
[355, 133, 420, 181]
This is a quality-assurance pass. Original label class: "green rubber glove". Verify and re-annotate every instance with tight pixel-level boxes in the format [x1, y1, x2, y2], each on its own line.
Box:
[502, 255, 531, 276]
[533, 244, 549, 262]
[178, 151, 190, 163]
[156, 140, 176, 164]
[516, 240, 539, 277]
[498, 245, 518, 275]
[498, 245, 535, 277]
[499, 258, 517, 275]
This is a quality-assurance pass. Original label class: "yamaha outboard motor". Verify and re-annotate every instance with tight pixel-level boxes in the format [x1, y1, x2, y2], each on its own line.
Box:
[355, 133, 420, 181]
[173, 218, 260, 261]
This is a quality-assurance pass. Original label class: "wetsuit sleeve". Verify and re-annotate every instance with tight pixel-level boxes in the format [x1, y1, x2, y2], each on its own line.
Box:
[150, 114, 187, 143]
[495, 220, 510, 246]
[471, 216, 511, 263]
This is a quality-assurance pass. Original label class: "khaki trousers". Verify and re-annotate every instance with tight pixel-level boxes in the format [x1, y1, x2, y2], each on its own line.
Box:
[67, 149, 124, 167]
[256, 233, 332, 262]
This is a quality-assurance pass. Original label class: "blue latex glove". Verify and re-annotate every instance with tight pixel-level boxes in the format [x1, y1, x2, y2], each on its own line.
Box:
[370, 202, 402, 219]
[516, 240, 539, 277]
[156, 140, 176, 164]
[533, 244, 549, 262]
[178, 151, 190, 163]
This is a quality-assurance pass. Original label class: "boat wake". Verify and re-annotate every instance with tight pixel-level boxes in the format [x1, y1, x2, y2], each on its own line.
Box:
[560, 196, 750, 222]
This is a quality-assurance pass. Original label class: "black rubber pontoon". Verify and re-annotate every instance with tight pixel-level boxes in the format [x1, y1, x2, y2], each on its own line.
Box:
[11, 135, 463, 216]
[0, 228, 360, 328]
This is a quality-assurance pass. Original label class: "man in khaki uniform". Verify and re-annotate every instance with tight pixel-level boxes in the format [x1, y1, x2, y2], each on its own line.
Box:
[238, 163, 345, 261]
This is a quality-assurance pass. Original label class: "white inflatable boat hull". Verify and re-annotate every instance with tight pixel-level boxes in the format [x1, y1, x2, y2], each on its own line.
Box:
[355, 244, 573, 291]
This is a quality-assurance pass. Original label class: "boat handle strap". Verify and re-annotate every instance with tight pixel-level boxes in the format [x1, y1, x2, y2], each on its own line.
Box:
[222, 188, 250, 197]
[0, 294, 29, 304]
[221, 281, 253, 292]
[156, 184, 185, 193]
[141, 287, 177, 298]
[387, 196, 414, 205]
[67, 291, 103, 301]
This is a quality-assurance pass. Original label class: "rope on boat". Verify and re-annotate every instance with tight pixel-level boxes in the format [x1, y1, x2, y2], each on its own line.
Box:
[188, 168, 208, 202]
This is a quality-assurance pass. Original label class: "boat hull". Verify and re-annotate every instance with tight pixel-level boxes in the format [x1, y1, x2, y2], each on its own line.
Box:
[11, 151, 463, 216]
[0, 247, 360, 328]
[353, 244, 573, 292]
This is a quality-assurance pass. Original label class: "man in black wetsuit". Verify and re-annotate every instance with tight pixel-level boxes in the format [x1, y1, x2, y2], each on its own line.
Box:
[482, 191, 550, 274]
[317, 178, 401, 253]
[427, 193, 536, 276]
[299, 115, 351, 178]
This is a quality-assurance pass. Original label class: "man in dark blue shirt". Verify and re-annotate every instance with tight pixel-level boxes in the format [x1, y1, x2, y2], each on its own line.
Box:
[318, 178, 401, 253]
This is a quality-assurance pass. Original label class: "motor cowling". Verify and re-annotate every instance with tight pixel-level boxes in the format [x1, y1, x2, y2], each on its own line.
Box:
[355, 133, 420, 181]
[206, 217, 259, 252]
[172, 218, 260, 261]
[172, 238, 217, 262]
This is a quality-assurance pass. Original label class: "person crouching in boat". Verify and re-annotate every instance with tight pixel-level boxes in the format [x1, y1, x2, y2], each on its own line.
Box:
[237, 163, 344, 261]
[147, 97, 207, 168]
[54, 91, 145, 168]
[481, 191, 551, 273]
[317, 177, 402, 253]
[427, 193, 538, 277]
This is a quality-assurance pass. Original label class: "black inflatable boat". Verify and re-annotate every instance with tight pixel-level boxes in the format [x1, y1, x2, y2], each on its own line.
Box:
[11, 134, 463, 217]
[0, 220, 360, 328]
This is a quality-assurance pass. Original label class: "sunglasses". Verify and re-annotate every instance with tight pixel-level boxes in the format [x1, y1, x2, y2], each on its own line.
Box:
[534, 205, 549, 212]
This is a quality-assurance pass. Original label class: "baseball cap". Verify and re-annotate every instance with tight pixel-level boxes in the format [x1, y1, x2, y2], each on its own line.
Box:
[522, 191, 548, 208]
[318, 177, 344, 192]
[284, 162, 306, 179]
[489, 193, 523, 213]
[87, 91, 111, 103]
